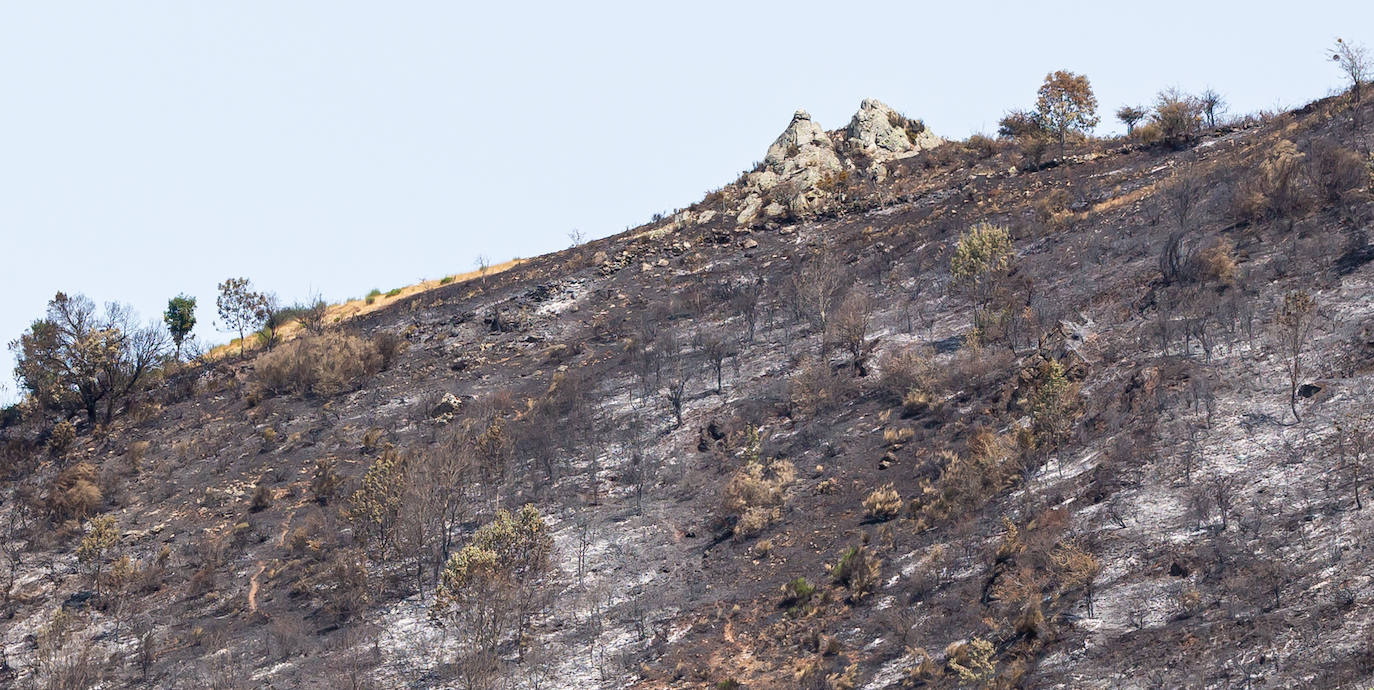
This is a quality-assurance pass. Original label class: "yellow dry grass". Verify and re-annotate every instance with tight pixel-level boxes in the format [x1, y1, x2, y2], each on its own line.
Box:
[205, 257, 525, 361]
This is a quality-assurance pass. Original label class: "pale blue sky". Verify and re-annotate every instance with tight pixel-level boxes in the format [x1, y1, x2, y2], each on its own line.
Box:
[3, 1, 1372, 403]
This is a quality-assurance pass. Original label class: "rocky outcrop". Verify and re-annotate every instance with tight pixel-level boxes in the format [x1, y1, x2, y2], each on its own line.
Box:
[843, 98, 942, 161]
[762, 109, 843, 184]
[733, 101, 942, 226]
[738, 110, 844, 224]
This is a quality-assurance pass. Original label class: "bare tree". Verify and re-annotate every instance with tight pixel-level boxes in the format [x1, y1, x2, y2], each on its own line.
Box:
[1, 496, 31, 603]
[1159, 174, 1204, 284]
[660, 335, 693, 428]
[1335, 416, 1372, 510]
[1198, 88, 1226, 128]
[789, 245, 848, 342]
[830, 289, 875, 376]
[694, 332, 735, 394]
[1330, 38, 1371, 128]
[1274, 290, 1318, 423]
[475, 254, 491, 287]
[728, 277, 764, 343]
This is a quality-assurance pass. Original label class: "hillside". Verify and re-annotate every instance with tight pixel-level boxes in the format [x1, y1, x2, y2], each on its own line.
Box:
[4, 92, 1374, 689]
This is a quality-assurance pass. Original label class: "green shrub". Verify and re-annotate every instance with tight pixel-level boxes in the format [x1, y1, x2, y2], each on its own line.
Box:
[385, 288, 403, 298]
[780, 576, 817, 614]
[439, 275, 455, 285]
[48, 420, 76, 456]
[829, 545, 881, 602]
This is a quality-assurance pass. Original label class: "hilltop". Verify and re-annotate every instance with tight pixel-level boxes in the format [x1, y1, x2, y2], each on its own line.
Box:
[4, 85, 1374, 690]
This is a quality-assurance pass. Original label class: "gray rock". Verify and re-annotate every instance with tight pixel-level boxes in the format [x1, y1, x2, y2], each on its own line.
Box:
[843, 98, 942, 161]
[429, 392, 462, 418]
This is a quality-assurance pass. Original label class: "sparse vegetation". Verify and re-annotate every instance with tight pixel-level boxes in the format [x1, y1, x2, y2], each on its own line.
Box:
[6, 46, 1374, 688]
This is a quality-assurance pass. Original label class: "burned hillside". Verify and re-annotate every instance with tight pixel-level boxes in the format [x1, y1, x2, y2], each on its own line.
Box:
[4, 88, 1374, 690]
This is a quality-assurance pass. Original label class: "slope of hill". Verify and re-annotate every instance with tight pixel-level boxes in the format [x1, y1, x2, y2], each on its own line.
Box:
[4, 94, 1374, 689]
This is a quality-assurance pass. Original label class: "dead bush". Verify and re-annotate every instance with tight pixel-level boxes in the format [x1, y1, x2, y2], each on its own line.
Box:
[1308, 139, 1369, 203]
[862, 483, 903, 521]
[1033, 187, 1071, 226]
[722, 428, 796, 539]
[373, 331, 405, 370]
[310, 458, 342, 505]
[126, 440, 149, 472]
[1230, 140, 1311, 223]
[877, 347, 934, 405]
[965, 134, 1000, 159]
[1192, 237, 1238, 285]
[788, 358, 853, 419]
[254, 333, 384, 398]
[249, 483, 273, 513]
[47, 462, 103, 522]
[910, 433, 1016, 527]
[1151, 89, 1202, 148]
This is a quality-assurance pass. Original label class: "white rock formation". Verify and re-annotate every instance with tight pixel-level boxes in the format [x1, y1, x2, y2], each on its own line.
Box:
[843, 98, 942, 161]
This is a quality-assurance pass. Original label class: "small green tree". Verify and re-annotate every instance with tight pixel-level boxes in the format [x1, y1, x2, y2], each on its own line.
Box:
[1024, 358, 1077, 447]
[163, 295, 197, 360]
[216, 278, 269, 356]
[347, 448, 409, 562]
[433, 505, 553, 662]
[77, 515, 119, 597]
[951, 222, 1016, 338]
[1036, 70, 1099, 160]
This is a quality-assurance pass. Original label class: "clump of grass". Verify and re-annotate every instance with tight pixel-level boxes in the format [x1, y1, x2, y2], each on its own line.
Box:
[439, 275, 455, 285]
[385, 288, 403, 298]
[862, 483, 903, 522]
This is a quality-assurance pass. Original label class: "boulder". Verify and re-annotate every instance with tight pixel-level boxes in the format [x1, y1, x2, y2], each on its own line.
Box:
[429, 393, 462, 418]
[737, 194, 764, 226]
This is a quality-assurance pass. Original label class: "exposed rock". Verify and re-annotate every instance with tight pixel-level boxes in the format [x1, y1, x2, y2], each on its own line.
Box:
[843, 98, 942, 161]
[746, 170, 780, 192]
[429, 393, 462, 418]
[737, 194, 764, 226]
[763, 110, 842, 182]
[742, 238, 759, 250]
[733, 110, 845, 226]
